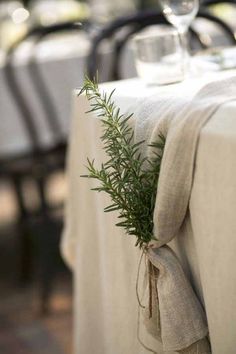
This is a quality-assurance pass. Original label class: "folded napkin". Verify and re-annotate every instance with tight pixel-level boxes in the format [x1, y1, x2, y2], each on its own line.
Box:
[132, 76, 236, 353]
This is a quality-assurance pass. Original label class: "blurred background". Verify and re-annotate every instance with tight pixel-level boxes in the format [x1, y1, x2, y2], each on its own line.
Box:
[0, 1, 138, 353]
[0, 0, 235, 353]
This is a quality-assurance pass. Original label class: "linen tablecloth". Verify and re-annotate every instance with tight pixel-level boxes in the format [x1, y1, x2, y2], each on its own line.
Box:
[0, 33, 136, 158]
[62, 70, 236, 354]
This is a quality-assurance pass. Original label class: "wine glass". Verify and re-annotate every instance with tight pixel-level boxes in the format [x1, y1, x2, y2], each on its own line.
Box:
[159, 0, 199, 76]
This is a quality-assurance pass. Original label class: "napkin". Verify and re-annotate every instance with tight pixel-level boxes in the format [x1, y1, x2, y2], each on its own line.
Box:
[132, 76, 236, 353]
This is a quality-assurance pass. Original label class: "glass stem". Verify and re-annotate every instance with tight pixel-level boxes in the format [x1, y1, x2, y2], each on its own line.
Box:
[178, 27, 189, 78]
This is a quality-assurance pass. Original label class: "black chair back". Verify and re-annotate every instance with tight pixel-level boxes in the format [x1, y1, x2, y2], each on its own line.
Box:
[87, 11, 168, 81]
[1, 21, 88, 311]
[87, 9, 236, 81]
[4, 21, 84, 157]
[202, 0, 236, 6]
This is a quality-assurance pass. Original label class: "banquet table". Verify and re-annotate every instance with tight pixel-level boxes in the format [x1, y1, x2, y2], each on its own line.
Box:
[0, 32, 136, 158]
[62, 69, 236, 354]
[0, 22, 232, 159]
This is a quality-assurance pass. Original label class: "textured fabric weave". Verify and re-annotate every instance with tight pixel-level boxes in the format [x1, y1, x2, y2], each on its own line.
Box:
[131, 76, 236, 353]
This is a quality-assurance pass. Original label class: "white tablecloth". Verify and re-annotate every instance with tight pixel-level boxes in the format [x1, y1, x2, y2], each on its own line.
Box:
[63, 70, 236, 354]
[0, 22, 233, 159]
[0, 33, 136, 158]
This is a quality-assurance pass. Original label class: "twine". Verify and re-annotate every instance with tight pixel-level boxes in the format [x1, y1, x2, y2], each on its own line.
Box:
[136, 248, 146, 309]
[148, 261, 159, 319]
[136, 249, 207, 354]
[136, 245, 160, 354]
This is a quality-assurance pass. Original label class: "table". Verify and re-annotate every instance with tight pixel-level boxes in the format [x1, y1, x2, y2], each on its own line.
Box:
[62, 70, 236, 354]
[0, 32, 136, 158]
[0, 22, 233, 159]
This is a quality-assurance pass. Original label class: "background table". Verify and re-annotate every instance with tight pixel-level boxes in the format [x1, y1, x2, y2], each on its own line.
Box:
[62, 69, 236, 354]
[0, 32, 136, 158]
[0, 21, 233, 159]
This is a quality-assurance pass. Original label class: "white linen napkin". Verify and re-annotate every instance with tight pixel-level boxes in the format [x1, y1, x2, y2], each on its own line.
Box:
[131, 76, 236, 353]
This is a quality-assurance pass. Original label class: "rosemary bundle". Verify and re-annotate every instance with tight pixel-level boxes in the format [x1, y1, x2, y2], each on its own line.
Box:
[80, 78, 165, 248]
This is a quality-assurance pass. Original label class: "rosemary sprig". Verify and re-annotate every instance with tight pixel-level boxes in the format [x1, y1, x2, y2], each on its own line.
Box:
[79, 78, 165, 248]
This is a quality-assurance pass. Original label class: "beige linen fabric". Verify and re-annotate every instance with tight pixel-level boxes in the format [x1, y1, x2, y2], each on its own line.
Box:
[131, 76, 236, 353]
[61, 73, 236, 354]
[143, 247, 209, 353]
[133, 76, 236, 246]
[62, 94, 164, 354]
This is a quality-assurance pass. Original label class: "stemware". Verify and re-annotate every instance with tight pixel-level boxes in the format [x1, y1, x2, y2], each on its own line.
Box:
[159, 0, 199, 76]
[133, 27, 185, 85]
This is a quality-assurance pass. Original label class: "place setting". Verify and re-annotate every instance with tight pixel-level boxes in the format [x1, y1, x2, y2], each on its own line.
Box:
[132, 0, 236, 86]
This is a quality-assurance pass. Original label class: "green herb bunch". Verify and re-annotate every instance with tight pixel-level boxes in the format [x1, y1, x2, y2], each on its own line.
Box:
[80, 78, 165, 248]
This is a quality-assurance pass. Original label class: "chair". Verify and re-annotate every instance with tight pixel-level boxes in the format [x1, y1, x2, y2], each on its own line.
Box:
[197, 1, 236, 47]
[87, 9, 236, 81]
[202, 0, 236, 6]
[1, 20, 86, 313]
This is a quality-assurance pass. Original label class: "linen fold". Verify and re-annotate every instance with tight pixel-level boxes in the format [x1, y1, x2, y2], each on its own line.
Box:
[131, 76, 236, 353]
